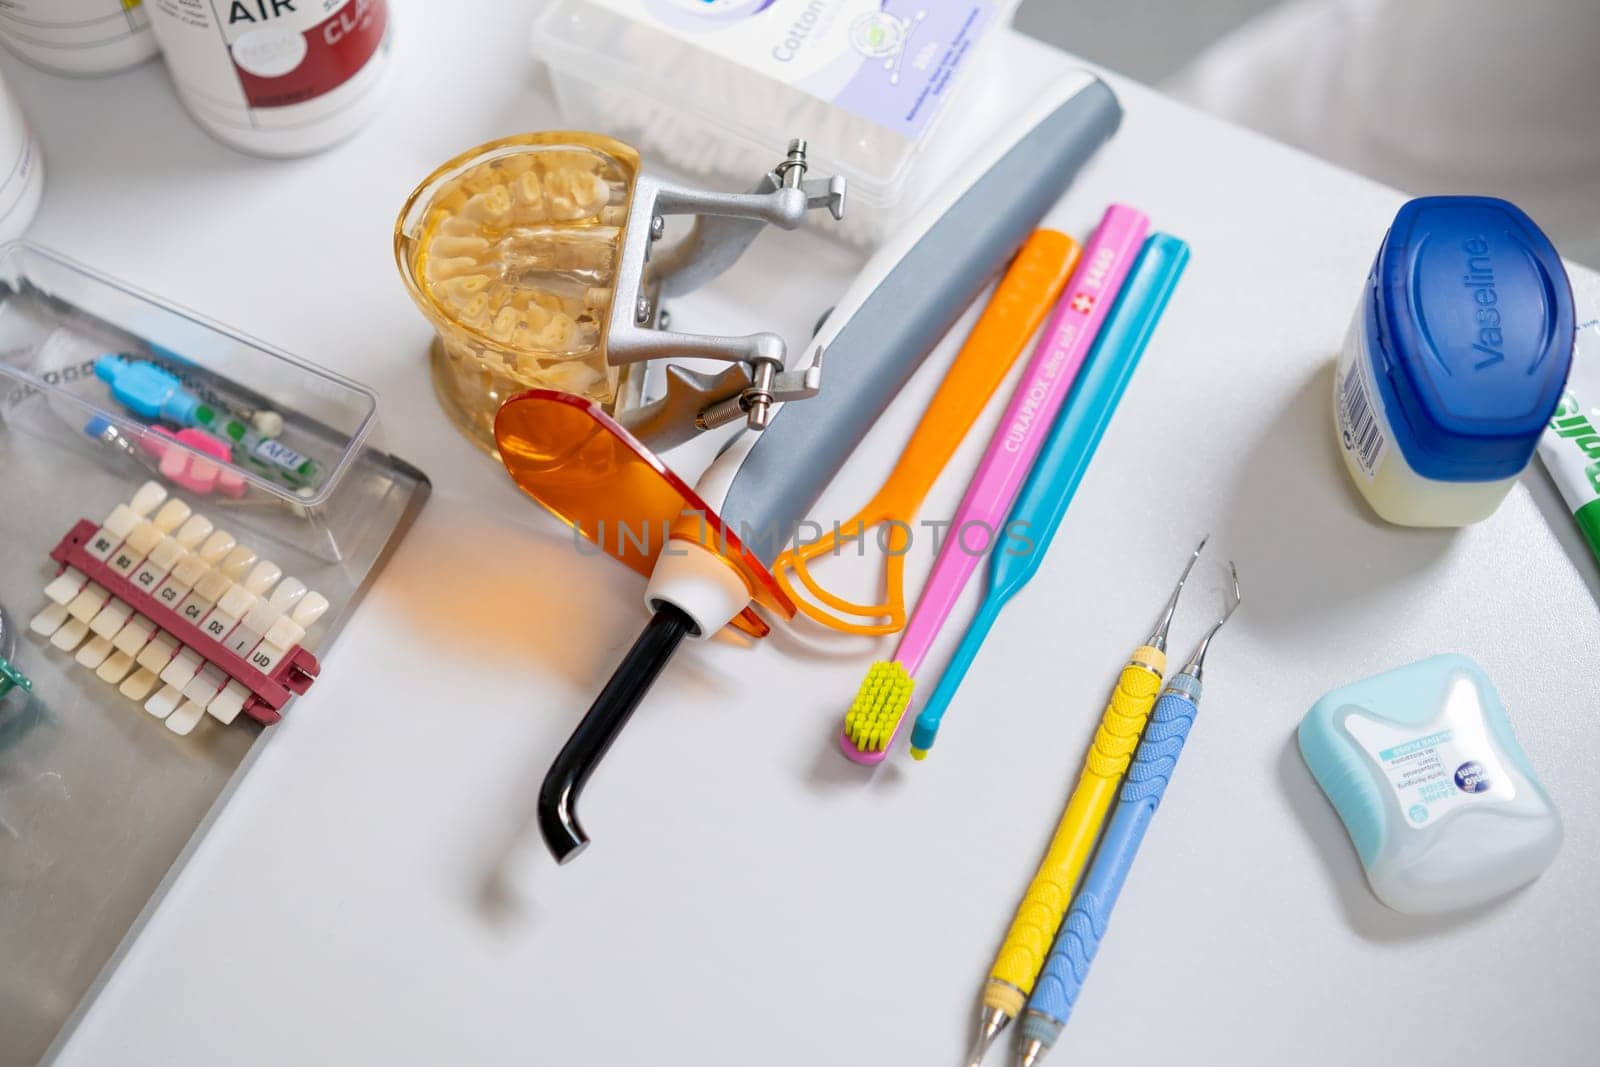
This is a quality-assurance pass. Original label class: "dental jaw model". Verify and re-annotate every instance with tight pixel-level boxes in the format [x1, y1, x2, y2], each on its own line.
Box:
[493, 72, 1126, 861]
[397, 131, 846, 456]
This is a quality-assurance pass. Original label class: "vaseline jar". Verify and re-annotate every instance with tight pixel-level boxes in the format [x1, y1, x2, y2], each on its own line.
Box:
[1334, 196, 1574, 526]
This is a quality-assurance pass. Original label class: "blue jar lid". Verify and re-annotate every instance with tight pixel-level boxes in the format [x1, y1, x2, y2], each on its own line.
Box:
[1368, 196, 1574, 481]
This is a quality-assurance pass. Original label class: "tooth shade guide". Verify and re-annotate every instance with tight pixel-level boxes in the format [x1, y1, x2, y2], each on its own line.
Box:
[136, 632, 179, 673]
[153, 572, 193, 610]
[67, 583, 110, 622]
[145, 685, 182, 719]
[51, 618, 90, 650]
[166, 700, 208, 735]
[207, 681, 249, 724]
[44, 567, 88, 604]
[220, 544, 257, 581]
[75, 636, 114, 669]
[225, 624, 263, 658]
[175, 514, 214, 547]
[152, 498, 191, 532]
[97, 651, 136, 683]
[89, 600, 133, 638]
[120, 668, 160, 701]
[38, 507, 326, 730]
[129, 481, 167, 516]
[198, 529, 236, 563]
[113, 616, 156, 655]
[197, 607, 238, 643]
[30, 602, 70, 637]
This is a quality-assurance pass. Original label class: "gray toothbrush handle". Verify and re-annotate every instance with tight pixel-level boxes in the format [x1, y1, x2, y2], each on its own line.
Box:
[715, 74, 1123, 563]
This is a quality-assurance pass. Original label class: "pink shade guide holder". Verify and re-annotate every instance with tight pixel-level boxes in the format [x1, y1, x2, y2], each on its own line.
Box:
[138, 426, 247, 497]
[840, 203, 1151, 764]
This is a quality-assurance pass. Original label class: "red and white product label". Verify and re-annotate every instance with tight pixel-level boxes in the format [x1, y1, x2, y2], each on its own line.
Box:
[149, 0, 388, 137]
[227, 0, 387, 107]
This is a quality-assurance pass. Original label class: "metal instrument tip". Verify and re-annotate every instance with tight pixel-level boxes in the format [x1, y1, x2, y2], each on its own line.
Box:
[1147, 535, 1209, 652]
[964, 1006, 1012, 1067]
[1183, 561, 1242, 679]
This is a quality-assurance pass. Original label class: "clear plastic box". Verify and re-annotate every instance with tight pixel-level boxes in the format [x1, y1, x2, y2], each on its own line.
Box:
[0, 242, 422, 565]
[531, 0, 1021, 246]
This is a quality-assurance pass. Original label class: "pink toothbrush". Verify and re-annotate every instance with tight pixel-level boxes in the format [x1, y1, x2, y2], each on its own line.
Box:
[840, 204, 1150, 764]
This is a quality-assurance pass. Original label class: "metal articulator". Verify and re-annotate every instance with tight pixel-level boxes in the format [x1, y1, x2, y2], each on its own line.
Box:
[608, 140, 845, 450]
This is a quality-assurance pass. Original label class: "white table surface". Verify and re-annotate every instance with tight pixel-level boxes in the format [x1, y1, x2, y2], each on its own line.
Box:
[13, 3, 1599, 1065]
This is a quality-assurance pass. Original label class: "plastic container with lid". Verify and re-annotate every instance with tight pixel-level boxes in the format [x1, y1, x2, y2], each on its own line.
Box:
[532, 0, 1019, 246]
[0, 69, 42, 244]
[0, 241, 421, 561]
[0, 0, 159, 77]
[145, 0, 392, 157]
[1333, 195, 1575, 526]
[1299, 654, 1562, 916]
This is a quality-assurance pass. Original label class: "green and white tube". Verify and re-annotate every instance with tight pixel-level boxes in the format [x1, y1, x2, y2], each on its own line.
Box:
[1539, 308, 1600, 561]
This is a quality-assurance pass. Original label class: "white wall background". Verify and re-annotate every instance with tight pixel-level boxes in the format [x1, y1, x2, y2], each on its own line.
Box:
[1017, 0, 1600, 267]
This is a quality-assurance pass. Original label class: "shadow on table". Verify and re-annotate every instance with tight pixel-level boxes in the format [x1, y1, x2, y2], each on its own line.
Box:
[375, 500, 643, 683]
[1220, 361, 1460, 636]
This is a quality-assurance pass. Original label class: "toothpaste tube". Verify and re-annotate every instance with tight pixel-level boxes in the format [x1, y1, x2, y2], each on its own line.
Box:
[1538, 297, 1600, 563]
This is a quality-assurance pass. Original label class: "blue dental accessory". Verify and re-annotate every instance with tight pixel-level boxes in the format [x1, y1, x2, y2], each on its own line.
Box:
[94, 354, 321, 489]
[95, 354, 201, 425]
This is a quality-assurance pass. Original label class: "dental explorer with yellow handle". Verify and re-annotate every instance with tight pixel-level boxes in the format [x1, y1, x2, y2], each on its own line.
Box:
[1017, 565, 1242, 1067]
[963, 538, 1207, 1067]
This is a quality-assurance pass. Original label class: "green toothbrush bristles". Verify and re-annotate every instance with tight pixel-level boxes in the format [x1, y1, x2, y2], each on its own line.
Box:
[844, 661, 914, 752]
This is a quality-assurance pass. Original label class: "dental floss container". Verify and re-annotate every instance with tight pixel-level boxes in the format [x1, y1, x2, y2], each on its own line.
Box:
[1299, 654, 1562, 916]
[0, 0, 158, 76]
[145, 0, 393, 157]
[0, 71, 42, 245]
[532, 0, 1021, 246]
[1333, 195, 1575, 527]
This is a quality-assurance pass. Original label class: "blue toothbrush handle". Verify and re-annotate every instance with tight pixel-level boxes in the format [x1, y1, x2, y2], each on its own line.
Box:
[908, 600, 1003, 755]
[1021, 679, 1201, 1048]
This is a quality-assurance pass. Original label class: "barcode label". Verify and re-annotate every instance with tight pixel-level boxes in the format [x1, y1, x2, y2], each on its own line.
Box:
[1337, 357, 1388, 478]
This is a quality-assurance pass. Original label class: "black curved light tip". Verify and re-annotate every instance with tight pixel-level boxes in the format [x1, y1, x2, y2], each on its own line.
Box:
[538, 603, 695, 864]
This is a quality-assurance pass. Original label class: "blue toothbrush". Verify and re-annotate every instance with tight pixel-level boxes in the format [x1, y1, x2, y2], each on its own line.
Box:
[1016, 565, 1241, 1067]
[909, 233, 1191, 758]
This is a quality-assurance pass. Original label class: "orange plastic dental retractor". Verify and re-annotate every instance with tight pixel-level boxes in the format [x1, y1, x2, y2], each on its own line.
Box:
[770, 230, 1080, 635]
[493, 389, 793, 638]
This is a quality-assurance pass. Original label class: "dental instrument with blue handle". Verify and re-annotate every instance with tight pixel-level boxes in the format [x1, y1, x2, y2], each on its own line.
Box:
[910, 233, 1192, 759]
[1016, 565, 1242, 1067]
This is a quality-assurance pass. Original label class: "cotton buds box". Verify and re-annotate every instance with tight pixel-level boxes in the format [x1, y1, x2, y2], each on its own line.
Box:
[1334, 196, 1575, 527]
[1299, 655, 1561, 916]
[532, 0, 1019, 245]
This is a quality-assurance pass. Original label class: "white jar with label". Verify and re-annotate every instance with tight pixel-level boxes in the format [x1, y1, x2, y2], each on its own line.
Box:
[145, 0, 393, 157]
[0, 70, 43, 243]
[0, 0, 159, 76]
